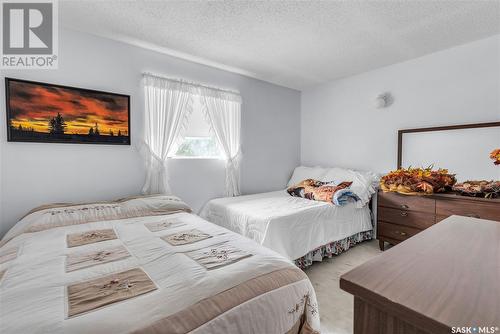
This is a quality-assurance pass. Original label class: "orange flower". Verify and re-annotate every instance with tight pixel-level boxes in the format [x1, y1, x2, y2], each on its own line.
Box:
[490, 149, 500, 165]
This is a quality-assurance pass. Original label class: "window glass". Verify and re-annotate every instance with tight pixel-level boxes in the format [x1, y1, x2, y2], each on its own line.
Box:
[172, 97, 223, 158]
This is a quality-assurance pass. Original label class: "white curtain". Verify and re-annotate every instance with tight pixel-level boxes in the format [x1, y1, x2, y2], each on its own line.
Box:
[200, 88, 242, 197]
[142, 75, 194, 194]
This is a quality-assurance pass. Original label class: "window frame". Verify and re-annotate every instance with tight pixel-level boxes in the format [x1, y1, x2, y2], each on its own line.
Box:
[167, 96, 225, 160]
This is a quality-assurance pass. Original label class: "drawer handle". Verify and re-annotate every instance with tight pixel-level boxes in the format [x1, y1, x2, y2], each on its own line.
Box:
[401, 204, 409, 209]
[395, 231, 407, 236]
[466, 213, 480, 218]
[400, 212, 408, 217]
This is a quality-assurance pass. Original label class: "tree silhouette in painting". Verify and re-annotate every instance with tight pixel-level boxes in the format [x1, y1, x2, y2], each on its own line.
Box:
[48, 113, 66, 135]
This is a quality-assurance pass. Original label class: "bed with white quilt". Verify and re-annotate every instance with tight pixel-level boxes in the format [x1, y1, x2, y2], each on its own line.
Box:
[0, 195, 320, 334]
[200, 166, 378, 268]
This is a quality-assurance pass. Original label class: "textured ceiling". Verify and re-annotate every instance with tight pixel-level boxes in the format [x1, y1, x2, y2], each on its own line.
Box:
[60, 1, 500, 90]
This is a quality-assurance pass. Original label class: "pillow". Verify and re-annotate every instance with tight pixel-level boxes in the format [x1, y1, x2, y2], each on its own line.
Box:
[0, 195, 192, 247]
[287, 179, 360, 206]
[287, 166, 328, 187]
[320, 168, 379, 207]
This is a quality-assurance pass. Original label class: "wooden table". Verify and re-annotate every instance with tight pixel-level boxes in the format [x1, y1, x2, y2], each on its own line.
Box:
[340, 215, 500, 334]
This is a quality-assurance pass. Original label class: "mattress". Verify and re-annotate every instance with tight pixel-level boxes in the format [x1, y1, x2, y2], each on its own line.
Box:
[0, 196, 320, 334]
[200, 190, 373, 261]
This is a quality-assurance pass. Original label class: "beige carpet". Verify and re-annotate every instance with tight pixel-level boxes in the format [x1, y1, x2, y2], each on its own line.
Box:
[304, 240, 381, 334]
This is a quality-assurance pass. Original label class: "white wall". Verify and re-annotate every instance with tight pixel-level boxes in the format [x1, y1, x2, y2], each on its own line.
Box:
[301, 35, 500, 173]
[0, 28, 301, 237]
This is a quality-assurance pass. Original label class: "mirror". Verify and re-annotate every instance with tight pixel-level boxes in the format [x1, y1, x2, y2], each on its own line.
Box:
[398, 122, 500, 182]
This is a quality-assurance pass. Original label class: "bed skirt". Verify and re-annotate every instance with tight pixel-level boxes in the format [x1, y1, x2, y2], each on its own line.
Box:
[294, 230, 373, 269]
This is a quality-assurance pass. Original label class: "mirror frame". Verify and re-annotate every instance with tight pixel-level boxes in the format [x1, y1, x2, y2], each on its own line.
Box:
[397, 121, 500, 169]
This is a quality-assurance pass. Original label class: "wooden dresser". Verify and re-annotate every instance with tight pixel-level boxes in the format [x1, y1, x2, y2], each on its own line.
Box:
[377, 190, 500, 250]
[340, 216, 500, 334]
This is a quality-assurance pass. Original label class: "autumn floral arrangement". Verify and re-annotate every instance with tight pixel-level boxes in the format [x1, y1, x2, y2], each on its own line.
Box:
[490, 149, 500, 165]
[380, 166, 456, 195]
[452, 180, 500, 199]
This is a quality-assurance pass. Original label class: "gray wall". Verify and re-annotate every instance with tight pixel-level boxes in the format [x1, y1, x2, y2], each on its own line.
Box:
[301, 35, 500, 173]
[0, 28, 301, 237]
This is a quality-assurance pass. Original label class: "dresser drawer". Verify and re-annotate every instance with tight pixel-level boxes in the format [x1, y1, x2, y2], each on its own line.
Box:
[378, 192, 435, 213]
[378, 207, 436, 229]
[377, 222, 421, 242]
[436, 199, 500, 222]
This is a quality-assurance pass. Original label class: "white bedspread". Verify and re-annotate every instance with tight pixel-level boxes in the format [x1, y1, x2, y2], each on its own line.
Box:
[200, 190, 373, 260]
[0, 210, 320, 334]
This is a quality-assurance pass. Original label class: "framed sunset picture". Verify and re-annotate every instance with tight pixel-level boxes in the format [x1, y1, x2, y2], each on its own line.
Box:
[5, 78, 130, 145]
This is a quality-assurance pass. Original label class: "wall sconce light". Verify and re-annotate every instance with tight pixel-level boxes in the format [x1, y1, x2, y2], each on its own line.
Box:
[375, 92, 393, 108]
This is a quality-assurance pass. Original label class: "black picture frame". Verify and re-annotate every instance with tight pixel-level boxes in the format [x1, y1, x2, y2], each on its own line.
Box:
[5, 77, 131, 145]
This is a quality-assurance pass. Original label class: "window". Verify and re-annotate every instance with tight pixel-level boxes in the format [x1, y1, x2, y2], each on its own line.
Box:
[170, 96, 223, 158]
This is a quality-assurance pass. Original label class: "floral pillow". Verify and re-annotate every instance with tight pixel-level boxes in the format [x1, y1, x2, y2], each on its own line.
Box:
[287, 179, 360, 206]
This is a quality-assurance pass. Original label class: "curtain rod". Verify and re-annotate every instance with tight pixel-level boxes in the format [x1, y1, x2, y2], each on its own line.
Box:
[142, 72, 241, 96]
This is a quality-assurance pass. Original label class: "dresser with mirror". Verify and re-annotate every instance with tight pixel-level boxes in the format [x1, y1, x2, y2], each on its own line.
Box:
[377, 122, 500, 250]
